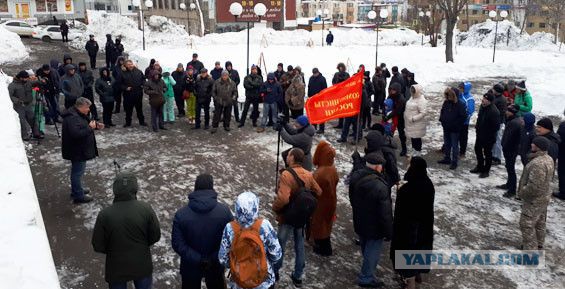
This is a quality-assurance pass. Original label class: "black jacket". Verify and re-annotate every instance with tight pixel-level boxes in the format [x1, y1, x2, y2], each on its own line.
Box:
[171, 189, 233, 278]
[439, 100, 467, 133]
[210, 67, 223, 81]
[475, 103, 501, 144]
[95, 68, 114, 103]
[194, 74, 215, 104]
[363, 131, 400, 188]
[85, 40, 99, 56]
[390, 72, 406, 95]
[243, 73, 263, 101]
[493, 94, 508, 123]
[35, 68, 59, 95]
[326, 33, 334, 44]
[61, 107, 98, 161]
[558, 122, 565, 161]
[307, 74, 327, 97]
[171, 70, 187, 96]
[118, 68, 145, 97]
[186, 60, 204, 74]
[502, 115, 524, 155]
[332, 71, 350, 85]
[348, 167, 393, 240]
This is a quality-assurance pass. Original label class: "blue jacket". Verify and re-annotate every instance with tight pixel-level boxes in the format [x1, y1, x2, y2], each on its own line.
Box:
[307, 73, 327, 97]
[458, 82, 475, 125]
[171, 189, 233, 278]
[261, 73, 283, 105]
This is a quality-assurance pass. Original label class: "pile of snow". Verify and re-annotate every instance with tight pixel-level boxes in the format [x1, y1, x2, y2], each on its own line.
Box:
[457, 20, 559, 52]
[70, 10, 189, 53]
[0, 25, 29, 65]
[0, 73, 60, 289]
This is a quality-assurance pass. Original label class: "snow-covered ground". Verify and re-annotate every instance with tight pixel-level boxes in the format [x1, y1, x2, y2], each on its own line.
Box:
[0, 73, 60, 289]
[0, 26, 29, 65]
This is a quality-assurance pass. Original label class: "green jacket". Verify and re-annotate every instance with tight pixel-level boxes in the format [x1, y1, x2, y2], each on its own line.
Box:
[163, 75, 176, 99]
[514, 90, 532, 115]
[92, 190, 161, 283]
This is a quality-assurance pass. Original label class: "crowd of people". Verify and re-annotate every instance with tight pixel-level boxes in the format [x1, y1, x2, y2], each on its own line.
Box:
[7, 37, 565, 289]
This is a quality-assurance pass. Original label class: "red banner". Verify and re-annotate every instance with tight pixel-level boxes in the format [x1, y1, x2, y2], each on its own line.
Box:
[305, 68, 364, 125]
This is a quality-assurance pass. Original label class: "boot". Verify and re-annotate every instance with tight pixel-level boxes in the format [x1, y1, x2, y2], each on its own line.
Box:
[210, 128, 217, 134]
[437, 159, 451, 165]
[470, 167, 481, 174]
[496, 184, 508, 190]
[479, 172, 489, 178]
[257, 127, 265, 133]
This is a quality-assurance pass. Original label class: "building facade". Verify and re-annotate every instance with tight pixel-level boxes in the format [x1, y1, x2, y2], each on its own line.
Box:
[0, 0, 87, 24]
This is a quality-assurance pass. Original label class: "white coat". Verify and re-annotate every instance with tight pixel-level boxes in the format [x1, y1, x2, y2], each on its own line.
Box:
[404, 84, 428, 139]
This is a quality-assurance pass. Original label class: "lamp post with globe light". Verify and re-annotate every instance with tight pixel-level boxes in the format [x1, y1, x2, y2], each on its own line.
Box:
[368, 9, 389, 68]
[419, 10, 431, 46]
[180, 2, 196, 35]
[490, 10, 508, 63]
[229, 2, 267, 75]
[132, 0, 153, 50]
[317, 9, 330, 46]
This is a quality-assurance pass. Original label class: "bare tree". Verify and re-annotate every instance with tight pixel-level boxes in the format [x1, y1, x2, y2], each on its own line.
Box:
[433, 0, 468, 62]
[423, 7, 443, 47]
[520, 0, 542, 35]
[538, 0, 565, 43]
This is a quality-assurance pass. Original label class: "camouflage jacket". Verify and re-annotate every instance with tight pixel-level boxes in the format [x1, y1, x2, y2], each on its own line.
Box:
[517, 151, 554, 205]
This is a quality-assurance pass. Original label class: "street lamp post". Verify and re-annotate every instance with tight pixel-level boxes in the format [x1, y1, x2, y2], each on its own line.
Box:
[133, 0, 153, 51]
[180, 2, 196, 35]
[368, 9, 389, 68]
[230, 2, 267, 75]
[418, 11, 431, 46]
[317, 9, 329, 46]
[489, 10, 508, 63]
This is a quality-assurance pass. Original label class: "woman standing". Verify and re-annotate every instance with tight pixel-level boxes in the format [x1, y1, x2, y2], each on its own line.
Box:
[404, 84, 428, 156]
[184, 66, 197, 124]
[390, 157, 435, 289]
[310, 140, 339, 256]
[285, 74, 306, 119]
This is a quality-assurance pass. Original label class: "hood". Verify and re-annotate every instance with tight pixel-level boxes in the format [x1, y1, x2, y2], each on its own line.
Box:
[188, 189, 218, 214]
[64, 64, 75, 74]
[389, 82, 402, 94]
[463, 82, 472, 94]
[523, 112, 536, 131]
[106, 34, 112, 39]
[545, 131, 561, 144]
[115, 56, 125, 66]
[149, 69, 161, 79]
[267, 73, 276, 81]
[63, 54, 72, 63]
[112, 171, 138, 202]
[313, 140, 336, 167]
[404, 156, 428, 182]
[99, 67, 111, 78]
[225, 61, 233, 69]
[234, 192, 259, 228]
[411, 84, 423, 98]
[50, 59, 59, 69]
[115, 39, 121, 44]
[365, 130, 385, 153]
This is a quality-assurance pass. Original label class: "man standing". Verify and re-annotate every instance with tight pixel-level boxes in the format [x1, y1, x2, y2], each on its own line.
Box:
[257, 73, 283, 132]
[172, 174, 233, 289]
[118, 60, 147, 127]
[349, 152, 393, 288]
[60, 20, 69, 42]
[8, 71, 41, 140]
[272, 148, 322, 287]
[240, 65, 263, 128]
[389, 66, 406, 96]
[210, 61, 223, 81]
[171, 63, 187, 117]
[85, 35, 99, 69]
[325, 31, 334, 46]
[225, 61, 241, 122]
[533, 118, 561, 162]
[457, 82, 475, 158]
[194, 68, 214, 129]
[92, 172, 161, 288]
[491, 83, 508, 165]
[60, 64, 84, 109]
[331, 63, 350, 129]
[277, 115, 316, 171]
[470, 92, 500, 178]
[438, 88, 467, 170]
[105, 34, 117, 69]
[186, 53, 204, 74]
[518, 137, 555, 250]
[498, 105, 524, 198]
[307, 68, 327, 134]
[554, 115, 565, 201]
[36, 64, 60, 125]
[371, 67, 386, 116]
[78, 62, 98, 120]
[62, 97, 102, 204]
[211, 71, 237, 133]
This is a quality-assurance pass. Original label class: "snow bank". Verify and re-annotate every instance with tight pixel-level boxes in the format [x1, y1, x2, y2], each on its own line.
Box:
[0, 73, 60, 289]
[0, 26, 29, 65]
[457, 19, 560, 52]
[70, 10, 189, 53]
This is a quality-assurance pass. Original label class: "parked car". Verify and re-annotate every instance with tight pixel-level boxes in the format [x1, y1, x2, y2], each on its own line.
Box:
[32, 25, 82, 42]
[0, 20, 36, 36]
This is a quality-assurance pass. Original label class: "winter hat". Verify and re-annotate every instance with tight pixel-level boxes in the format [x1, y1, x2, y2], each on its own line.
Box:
[493, 83, 505, 94]
[251, 64, 257, 70]
[532, 136, 550, 152]
[225, 61, 233, 68]
[392, 66, 399, 73]
[401, 68, 409, 74]
[200, 68, 208, 73]
[404, 156, 428, 181]
[458, 82, 465, 89]
[78, 62, 86, 67]
[336, 63, 345, 70]
[517, 80, 527, 91]
[369, 123, 385, 134]
[380, 63, 387, 68]
[187, 65, 194, 71]
[192, 53, 198, 58]
[389, 82, 402, 93]
[523, 112, 536, 131]
[451, 87, 460, 96]
[215, 61, 221, 66]
[364, 71, 370, 78]
[113, 171, 139, 196]
[295, 66, 302, 72]
[536, 118, 553, 131]
[384, 98, 394, 109]
[507, 104, 520, 114]
[162, 71, 170, 77]
[177, 63, 184, 68]
[312, 68, 319, 74]
[41, 64, 51, 71]
[89, 34, 94, 38]
[296, 115, 309, 127]
[287, 65, 294, 71]
[365, 152, 386, 165]
[221, 70, 229, 76]
[194, 174, 214, 191]
[149, 59, 156, 66]
[16, 70, 29, 79]
[25, 69, 35, 77]
[483, 92, 495, 102]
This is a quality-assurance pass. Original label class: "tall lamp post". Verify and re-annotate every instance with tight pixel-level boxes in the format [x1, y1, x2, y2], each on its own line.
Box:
[229, 2, 267, 75]
[418, 10, 430, 46]
[316, 9, 329, 46]
[180, 2, 196, 35]
[489, 10, 508, 63]
[132, 0, 153, 51]
[367, 9, 389, 68]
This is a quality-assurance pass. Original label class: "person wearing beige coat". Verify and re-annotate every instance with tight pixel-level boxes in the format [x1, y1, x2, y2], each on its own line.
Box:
[404, 84, 428, 156]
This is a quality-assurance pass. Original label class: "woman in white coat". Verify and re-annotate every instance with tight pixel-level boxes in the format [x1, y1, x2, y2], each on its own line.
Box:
[404, 84, 428, 156]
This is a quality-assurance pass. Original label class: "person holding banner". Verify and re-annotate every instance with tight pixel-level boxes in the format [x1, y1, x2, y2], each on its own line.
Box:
[332, 63, 350, 129]
[307, 68, 328, 134]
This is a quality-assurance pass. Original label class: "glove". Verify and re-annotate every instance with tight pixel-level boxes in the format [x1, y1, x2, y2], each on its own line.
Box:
[274, 122, 283, 132]
[351, 150, 361, 160]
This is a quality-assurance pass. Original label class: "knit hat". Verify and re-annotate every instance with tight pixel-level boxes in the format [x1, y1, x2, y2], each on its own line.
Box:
[215, 61, 221, 65]
[312, 68, 319, 74]
[493, 83, 505, 94]
[516, 80, 527, 91]
[369, 123, 385, 134]
[177, 63, 184, 68]
[296, 115, 309, 127]
[365, 152, 386, 165]
[532, 136, 550, 152]
[192, 53, 198, 58]
[507, 104, 520, 114]
[389, 82, 402, 93]
[523, 112, 536, 131]
[194, 174, 214, 191]
[16, 70, 29, 79]
[41, 64, 51, 71]
[221, 70, 229, 76]
[536, 118, 553, 131]
[89, 34, 94, 38]
[200, 68, 208, 73]
[113, 171, 139, 196]
[483, 92, 495, 102]
[187, 65, 194, 71]
[251, 64, 257, 70]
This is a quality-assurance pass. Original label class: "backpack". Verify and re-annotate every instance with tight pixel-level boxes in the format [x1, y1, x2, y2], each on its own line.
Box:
[229, 218, 268, 289]
[283, 168, 318, 228]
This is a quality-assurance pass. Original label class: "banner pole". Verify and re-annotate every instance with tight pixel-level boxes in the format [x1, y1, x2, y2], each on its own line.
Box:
[354, 112, 361, 152]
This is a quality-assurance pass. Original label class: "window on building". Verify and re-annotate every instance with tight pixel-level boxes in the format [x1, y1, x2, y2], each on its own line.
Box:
[164, 0, 169, 9]
[347, 3, 353, 7]
[472, 10, 478, 15]
[527, 22, 534, 28]
[539, 22, 546, 28]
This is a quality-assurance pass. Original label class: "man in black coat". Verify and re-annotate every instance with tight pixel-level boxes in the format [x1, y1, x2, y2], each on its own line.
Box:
[117, 60, 147, 127]
[194, 69, 215, 129]
[84, 35, 99, 69]
[225, 61, 240, 122]
[349, 152, 392, 288]
[171, 63, 187, 117]
[325, 31, 334, 46]
[387, 82, 408, 155]
[390, 66, 406, 96]
[210, 61, 223, 81]
[438, 88, 467, 170]
[498, 105, 524, 197]
[187, 53, 204, 75]
[307, 68, 327, 133]
[61, 97, 102, 203]
[332, 63, 350, 129]
[470, 92, 501, 178]
[364, 128, 400, 188]
[60, 20, 69, 42]
[240, 65, 263, 128]
[171, 174, 233, 289]
[492, 84, 508, 165]
[554, 116, 565, 200]
[105, 34, 117, 69]
[78, 62, 98, 120]
[372, 67, 386, 115]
